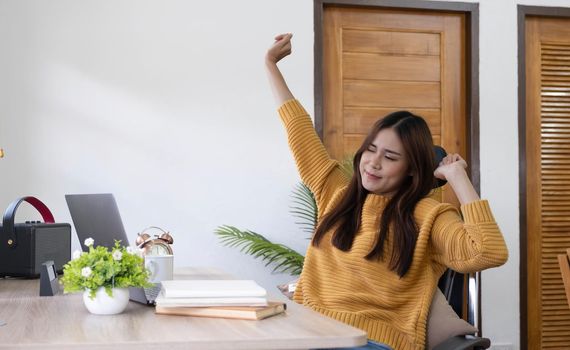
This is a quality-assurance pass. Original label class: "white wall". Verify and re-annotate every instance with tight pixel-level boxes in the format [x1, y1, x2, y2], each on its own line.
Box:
[0, 0, 314, 292]
[2, 0, 570, 349]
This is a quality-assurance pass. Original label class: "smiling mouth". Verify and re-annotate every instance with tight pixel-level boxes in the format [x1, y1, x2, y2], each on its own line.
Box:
[364, 170, 381, 179]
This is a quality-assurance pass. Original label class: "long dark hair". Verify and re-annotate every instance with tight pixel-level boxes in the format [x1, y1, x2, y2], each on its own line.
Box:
[311, 111, 436, 277]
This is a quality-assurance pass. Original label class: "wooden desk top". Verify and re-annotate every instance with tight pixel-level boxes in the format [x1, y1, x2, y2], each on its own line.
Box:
[0, 267, 366, 349]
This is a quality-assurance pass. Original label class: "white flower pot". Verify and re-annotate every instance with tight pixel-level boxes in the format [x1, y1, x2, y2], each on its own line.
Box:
[82, 287, 129, 315]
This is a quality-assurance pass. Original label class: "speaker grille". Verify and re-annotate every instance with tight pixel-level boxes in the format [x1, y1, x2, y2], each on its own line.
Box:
[34, 225, 71, 274]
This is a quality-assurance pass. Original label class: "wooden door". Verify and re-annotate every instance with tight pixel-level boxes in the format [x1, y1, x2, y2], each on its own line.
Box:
[525, 16, 570, 349]
[322, 6, 466, 206]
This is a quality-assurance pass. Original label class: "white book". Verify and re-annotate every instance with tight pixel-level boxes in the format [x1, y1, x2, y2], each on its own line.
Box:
[160, 280, 267, 298]
[155, 291, 268, 307]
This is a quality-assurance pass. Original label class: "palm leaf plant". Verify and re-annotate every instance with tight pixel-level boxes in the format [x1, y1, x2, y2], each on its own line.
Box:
[214, 157, 353, 276]
[214, 183, 315, 276]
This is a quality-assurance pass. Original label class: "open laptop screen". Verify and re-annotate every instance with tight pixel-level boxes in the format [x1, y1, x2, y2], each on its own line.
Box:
[65, 193, 130, 251]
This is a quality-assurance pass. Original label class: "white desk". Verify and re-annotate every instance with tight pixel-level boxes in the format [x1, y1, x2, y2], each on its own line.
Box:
[0, 267, 367, 349]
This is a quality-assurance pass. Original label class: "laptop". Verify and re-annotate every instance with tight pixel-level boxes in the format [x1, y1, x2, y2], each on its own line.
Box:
[65, 193, 158, 305]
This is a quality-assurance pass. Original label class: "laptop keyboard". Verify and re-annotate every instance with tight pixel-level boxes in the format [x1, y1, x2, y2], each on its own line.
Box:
[144, 284, 161, 302]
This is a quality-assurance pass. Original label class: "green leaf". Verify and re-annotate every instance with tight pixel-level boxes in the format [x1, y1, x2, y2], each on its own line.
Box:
[213, 170, 354, 277]
[289, 182, 317, 235]
[214, 226, 304, 275]
[60, 240, 152, 296]
[339, 154, 355, 180]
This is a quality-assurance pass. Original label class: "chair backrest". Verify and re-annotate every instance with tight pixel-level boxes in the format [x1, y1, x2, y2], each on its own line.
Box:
[558, 248, 570, 309]
[438, 270, 481, 333]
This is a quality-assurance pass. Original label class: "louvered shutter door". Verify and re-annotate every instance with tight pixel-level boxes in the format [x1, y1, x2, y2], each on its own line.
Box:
[526, 17, 570, 349]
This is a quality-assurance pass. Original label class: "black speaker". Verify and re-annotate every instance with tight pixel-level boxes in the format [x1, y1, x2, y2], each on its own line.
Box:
[0, 196, 71, 278]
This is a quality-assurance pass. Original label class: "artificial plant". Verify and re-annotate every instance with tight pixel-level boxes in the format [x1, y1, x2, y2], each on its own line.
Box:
[214, 157, 353, 276]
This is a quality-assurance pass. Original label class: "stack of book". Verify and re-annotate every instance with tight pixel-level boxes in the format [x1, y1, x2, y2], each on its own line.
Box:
[155, 280, 286, 320]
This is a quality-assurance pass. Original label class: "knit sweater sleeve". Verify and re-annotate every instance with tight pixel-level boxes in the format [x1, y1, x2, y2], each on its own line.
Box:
[278, 99, 348, 206]
[429, 200, 509, 273]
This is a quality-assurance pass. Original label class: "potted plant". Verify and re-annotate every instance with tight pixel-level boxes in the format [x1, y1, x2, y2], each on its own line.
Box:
[60, 238, 151, 315]
[214, 183, 314, 276]
[213, 157, 354, 277]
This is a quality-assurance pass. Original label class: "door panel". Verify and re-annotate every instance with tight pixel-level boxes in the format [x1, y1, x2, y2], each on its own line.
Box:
[525, 15, 570, 350]
[343, 108, 442, 133]
[343, 53, 441, 81]
[323, 6, 466, 206]
[342, 29, 441, 56]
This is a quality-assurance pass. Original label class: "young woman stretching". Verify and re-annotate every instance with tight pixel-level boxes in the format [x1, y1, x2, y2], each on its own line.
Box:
[265, 33, 508, 350]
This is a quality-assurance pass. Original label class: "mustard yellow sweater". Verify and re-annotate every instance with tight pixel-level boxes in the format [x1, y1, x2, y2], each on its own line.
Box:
[278, 100, 509, 350]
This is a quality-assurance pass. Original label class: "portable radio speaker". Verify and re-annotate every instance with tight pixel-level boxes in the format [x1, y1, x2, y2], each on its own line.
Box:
[0, 196, 71, 278]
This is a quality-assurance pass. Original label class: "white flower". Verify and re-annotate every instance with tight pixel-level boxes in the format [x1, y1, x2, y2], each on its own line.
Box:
[112, 250, 123, 261]
[81, 267, 92, 278]
[84, 238, 94, 247]
[72, 250, 82, 260]
[126, 246, 134, 254]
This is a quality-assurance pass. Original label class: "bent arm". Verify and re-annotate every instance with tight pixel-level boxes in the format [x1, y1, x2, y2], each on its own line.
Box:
[434, 154, 479, 205]
[444, 167, 480, 205]
[430, 201, 509, 273]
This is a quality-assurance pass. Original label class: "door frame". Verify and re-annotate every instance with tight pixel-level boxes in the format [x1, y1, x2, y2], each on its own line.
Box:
[517, 6, 570, 350]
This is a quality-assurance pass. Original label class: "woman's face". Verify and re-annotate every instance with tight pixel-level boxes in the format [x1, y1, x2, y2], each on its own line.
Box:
[359, 128, 410, 196]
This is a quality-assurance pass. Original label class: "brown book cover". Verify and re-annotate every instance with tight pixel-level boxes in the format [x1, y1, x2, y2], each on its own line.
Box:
[155, 301, 287, 320]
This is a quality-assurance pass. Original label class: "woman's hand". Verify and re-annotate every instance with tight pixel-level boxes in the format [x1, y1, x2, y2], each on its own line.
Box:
[434, 153, 468, 181]
[266, 33, 293, 64]
[434, 154, 480, 204]
[266, 33, 295, 105]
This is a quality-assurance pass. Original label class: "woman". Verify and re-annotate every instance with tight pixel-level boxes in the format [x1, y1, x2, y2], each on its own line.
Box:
[265, 33, 508, 350]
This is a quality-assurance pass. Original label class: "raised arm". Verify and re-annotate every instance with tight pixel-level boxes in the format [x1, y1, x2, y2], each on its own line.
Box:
[265, 34, 348, 208]
[265, 33, 295, 106]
